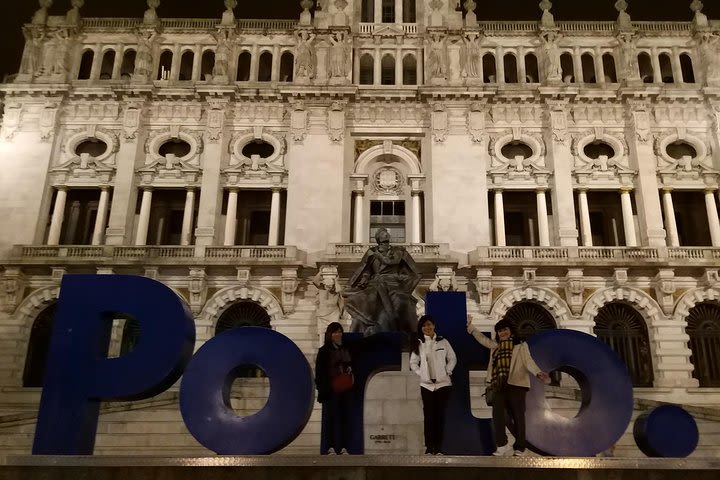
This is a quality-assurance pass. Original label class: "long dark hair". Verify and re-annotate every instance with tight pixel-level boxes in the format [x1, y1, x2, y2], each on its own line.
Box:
[323, 322, 344, 345]
[413, 314, 437, 354]
[493, 319, 520, 345]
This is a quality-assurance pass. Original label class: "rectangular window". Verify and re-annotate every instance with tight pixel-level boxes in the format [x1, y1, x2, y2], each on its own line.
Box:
[381, 0, 395, 22]
[370, 200, 405, 243]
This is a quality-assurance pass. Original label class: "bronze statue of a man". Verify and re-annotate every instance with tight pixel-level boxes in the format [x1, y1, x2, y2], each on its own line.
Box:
[343, 228, 420, 336]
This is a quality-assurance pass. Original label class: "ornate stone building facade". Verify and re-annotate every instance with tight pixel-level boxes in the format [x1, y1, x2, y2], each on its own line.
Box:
[1, 0, 720, 457]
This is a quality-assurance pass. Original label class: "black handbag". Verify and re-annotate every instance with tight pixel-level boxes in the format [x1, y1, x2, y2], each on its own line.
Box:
[483, 382, 499, 407]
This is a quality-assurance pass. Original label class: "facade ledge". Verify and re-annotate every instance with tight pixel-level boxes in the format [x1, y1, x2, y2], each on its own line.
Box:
[7, 245, 308, 268]
[469, 246, 720, 267]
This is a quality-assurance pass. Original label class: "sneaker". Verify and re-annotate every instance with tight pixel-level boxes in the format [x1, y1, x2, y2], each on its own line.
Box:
[492, 444, 513, 456]
[339, 448, 348, 455]
[326, 448, 336, 455]
[513, 449, 526, 457]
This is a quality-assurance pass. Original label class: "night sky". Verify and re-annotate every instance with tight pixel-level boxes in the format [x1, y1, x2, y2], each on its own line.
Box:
[1, 1, 719, 80]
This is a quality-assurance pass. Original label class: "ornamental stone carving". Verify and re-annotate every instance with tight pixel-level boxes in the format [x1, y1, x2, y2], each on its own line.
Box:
[290, 102, 308, 142]
[188, 268, 207, 314]
[327, 101, 345, 142]
[429, 266, 458, 292]
[460, 32, 482, 80]
[294, 30, 317, 83]
[426, 33, 448, 84]
[540, 30, 562, 83]
[654, 269, 676, 316]
[281, 267, 299, 314]
[327, 31, 350, 83]
[467, 103, 486, 143]
[474, 269, 493, 314]
[565, 269, 585, 316]
[372, 167, 404, 195]
[432, 104, 449, 142]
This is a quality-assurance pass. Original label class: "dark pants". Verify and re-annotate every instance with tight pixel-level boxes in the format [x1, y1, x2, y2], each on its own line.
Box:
[321, 390, 353, 453]
[492, 384, 528, 451]
[420, 385, 451, 454]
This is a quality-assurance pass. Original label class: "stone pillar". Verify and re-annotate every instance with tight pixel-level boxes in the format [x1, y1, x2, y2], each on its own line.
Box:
[106, 99, 146, 245]
[661, 188, 679, 247]
[577, 189, 592, 246]
[47, 187, 68, 245]
[353, 190, 365, 243]
[268, 188, 282, 246]
[395, 0, 402, 24]
[537, 188, 550, 246]
[494, 189, 506, 247]
[271, 45, 281, 82]
[496, 46, 504, 84]
[191, 45, 202, 81]
[518, 47, 526, 83]
[572, 46, 583, 82]
[395, 47, 403, 85]
[89, 44, 103, 80]
[111, 44, 123, 79]
[626, 102, 667, 246]
[135, 188, 153, 246]
[170, 44, 182, 81]
[195, 102, 228, 247]
[374, 47, 381, 85]
[670, 47, 683, 83]
[620, 188, 637, 247]
[546, 101, 579, 246]
[181, 187, 196, 246]
[374, 0, 382, 23]
[594, 46, 605, 84]
[416, 47, 423, 85]
[250, 44, 259, 82]
[411, 191, 421, 244]
[651, 47, 662, 83]
[91, 187, 110, 246]
[224, 188, 238, 246]
[705, 188, 720, 246]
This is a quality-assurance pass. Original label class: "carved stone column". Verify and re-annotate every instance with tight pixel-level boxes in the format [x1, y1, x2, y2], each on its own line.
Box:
[135, 187, 153, 246]
[47, 187, 67, 245]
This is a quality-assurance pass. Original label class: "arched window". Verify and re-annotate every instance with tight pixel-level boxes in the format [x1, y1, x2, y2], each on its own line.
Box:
[237, 51, 251, 81]
[23, 303, 56, 387]
[200, 50, 215, 81]
[216, 301, 272, 377]
[686, 302, 720, 387]
[280, 51, 294, 82]
[503, 301, 560, 385]
[360, 53, 374, 85]
[503, 54, 518, 83]
[560, 52, 574, 83]
[658, 53, 673, 83]
[680, 53, 695, 83]
[381, 54, 395, 85]
[361, 0, 374, 22]
[594, 302, 654, 387]
[638, 52, 654, 83]
[581, 53, 596, 83]
[100, 50, 115, 80]
[482, 53, 496, 83]
[78, 50, 94, 80]
[524, 53, 539, 83]
[179, 50, 194, 81]
[120, 50, 136, 79]
[258, 51, 273, 82]
[602, 53, 617, 83]
[403, 54, 417, 85]
[157, 50, 173, 80]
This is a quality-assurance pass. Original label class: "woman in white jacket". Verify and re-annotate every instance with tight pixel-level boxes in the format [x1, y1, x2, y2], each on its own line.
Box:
[468, 319, 550, 457]
[410, 315, 457, 455]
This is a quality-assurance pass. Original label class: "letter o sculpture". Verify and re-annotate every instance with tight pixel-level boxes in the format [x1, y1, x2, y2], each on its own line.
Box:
[179, 327, 315, 455]
[524, 329, 634, 457]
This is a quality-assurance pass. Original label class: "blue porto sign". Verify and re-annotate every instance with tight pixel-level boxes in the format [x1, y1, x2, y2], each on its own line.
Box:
[32, 276, 698, 457]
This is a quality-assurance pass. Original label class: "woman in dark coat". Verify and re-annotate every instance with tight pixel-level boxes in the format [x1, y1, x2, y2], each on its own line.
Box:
[315, 322, 353, 455]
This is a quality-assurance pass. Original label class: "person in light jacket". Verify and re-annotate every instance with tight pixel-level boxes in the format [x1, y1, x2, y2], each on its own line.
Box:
[410, 315, 457, 455]
[467, 318, 550, 457]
